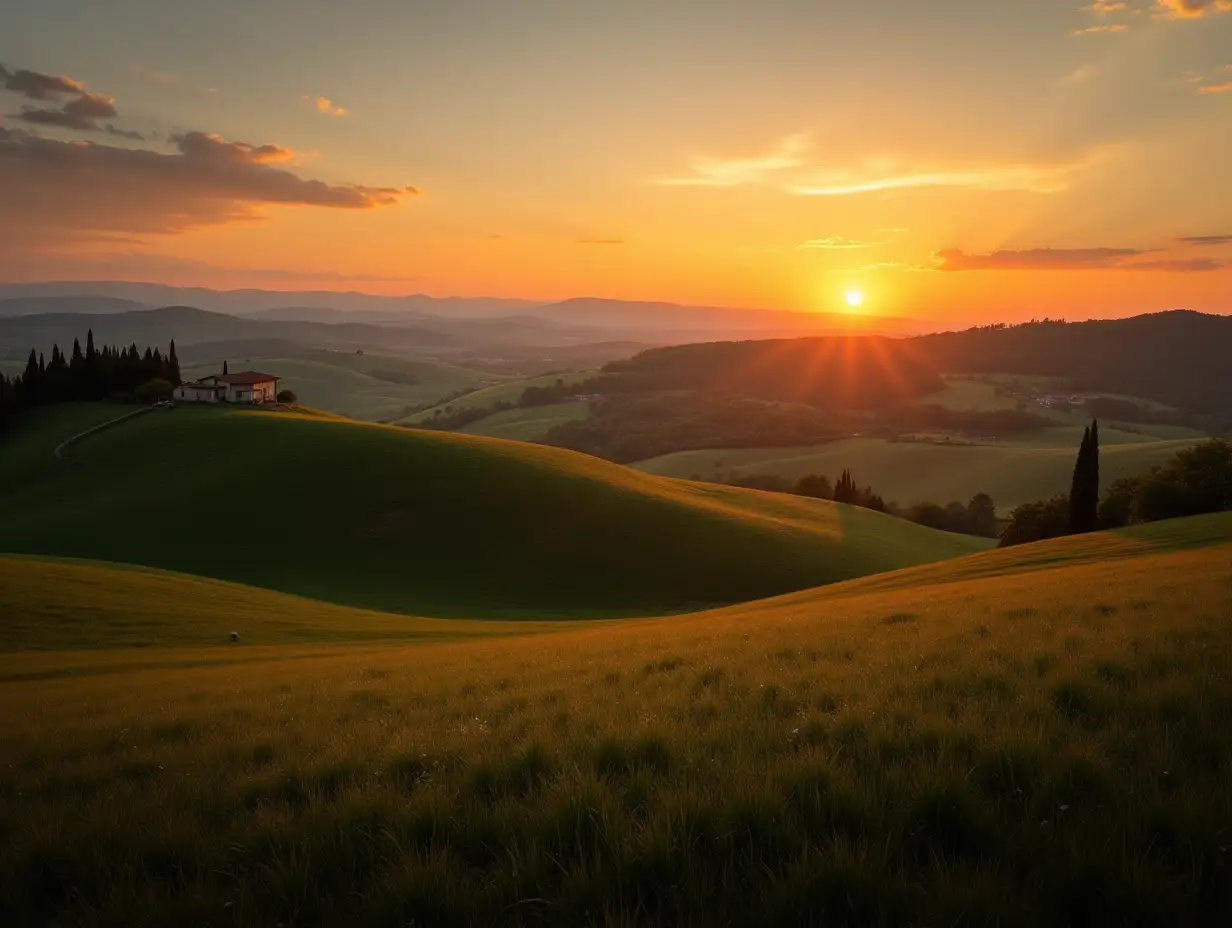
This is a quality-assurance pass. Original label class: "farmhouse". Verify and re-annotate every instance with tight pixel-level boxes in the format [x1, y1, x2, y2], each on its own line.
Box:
[174, 371, 280, 405]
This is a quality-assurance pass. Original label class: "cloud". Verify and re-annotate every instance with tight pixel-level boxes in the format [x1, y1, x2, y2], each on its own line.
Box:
[14, 91, 136, 136]
[1178, 233, 1232, 245]
[0, 125, 417, 249]
[935, 247, 1149, 270]
[1197, 81, 1232, 93]
[0, 64, 85, 100]
[1127, 257, 1226, 270]
[934, 247, 1227, 272]
[305, 95, 346, 117]
[658, 133, 809, 187]
[577, 238, 626, 245]
[3, 63, 145, 138]
[1072, 23, 1129, 33]
[798, 237, 880, 249]
[787, 161, 1083, 196]
[1083, 1, 1130, 11]
[1155, 0, 1232, 17]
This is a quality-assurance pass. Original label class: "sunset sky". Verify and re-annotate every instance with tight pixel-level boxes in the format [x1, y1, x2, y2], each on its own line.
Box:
[2, 0, 1230, 324]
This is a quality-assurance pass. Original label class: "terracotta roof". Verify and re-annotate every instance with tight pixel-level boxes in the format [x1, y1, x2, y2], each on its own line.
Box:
[217, 371, 279, 385]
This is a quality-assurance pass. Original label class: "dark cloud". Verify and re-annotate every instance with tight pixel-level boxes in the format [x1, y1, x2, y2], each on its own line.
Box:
[0, 64, 85, 100]
[3, 64, 144, 138]
[0, 126, 417, 249]
[934, 247, 1149, 270]
[16, 91, 124, 133]
[1178, 233, 1232, 246]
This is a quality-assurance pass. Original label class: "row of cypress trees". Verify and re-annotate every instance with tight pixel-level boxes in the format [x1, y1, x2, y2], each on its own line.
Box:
[0, 330, 182, 433]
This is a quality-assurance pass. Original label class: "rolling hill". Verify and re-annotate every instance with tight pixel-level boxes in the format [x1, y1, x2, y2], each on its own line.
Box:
[635, 429, 1204, 512]
[2, 514, 1230, 925]
[0, 405, 988, 616]
[397, 371, 595, 424]
[183, 352, 493, 421]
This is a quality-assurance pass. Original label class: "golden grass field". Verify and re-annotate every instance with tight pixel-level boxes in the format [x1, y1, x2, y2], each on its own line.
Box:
[2, 515, 1230, 925]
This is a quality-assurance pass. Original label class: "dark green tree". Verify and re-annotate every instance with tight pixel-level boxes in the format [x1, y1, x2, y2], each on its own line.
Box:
[1000, 495, 1071, 547]
[223, 360, 229, 376]
[793, 473, 832, 499]
[967, 493, 998, 537]
[1069, 419, 1100, 534]
[168, 339, 182, 386]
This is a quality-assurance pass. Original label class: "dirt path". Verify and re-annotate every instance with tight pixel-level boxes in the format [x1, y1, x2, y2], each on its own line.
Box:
[53, 407, 154, 461]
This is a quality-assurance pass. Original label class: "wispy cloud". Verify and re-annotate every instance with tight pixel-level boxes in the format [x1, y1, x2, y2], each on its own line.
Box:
[787, 161, 1083, 197]
[659, 134, 1094, 198]
[1129, 257, 1226, 270]
[1072, 23, 1129, 34]
[1197, 80, 1232, 93]
[578, 238, 626, 245]
[658, 133, 808, 187]
[935, 247, 1147, 271]
[1178, 233, 1232, 245]
[1083, 1, 1130, 12]
[935, 247, 1226, 272]
[305, 95, 347, 117]
[798, 237, 880, 249]
[1154, 0, 1232, 18]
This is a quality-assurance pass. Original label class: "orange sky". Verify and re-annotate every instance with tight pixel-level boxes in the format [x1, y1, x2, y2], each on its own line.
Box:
[2, 0, 1230, 325]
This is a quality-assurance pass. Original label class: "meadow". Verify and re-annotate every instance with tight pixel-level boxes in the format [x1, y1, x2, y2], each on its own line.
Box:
[635, 429, 1203, 512]
[2, 515, 1230, 925]
[398, 370, 595, 425]
[458, 400, 592, 442]
[0, 405, 985, 617]
[183, 352, 493, 421]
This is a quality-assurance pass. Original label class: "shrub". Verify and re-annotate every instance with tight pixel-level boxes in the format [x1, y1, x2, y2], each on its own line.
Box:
[134, 379, 173, 404]
[277, 390, 297, 404]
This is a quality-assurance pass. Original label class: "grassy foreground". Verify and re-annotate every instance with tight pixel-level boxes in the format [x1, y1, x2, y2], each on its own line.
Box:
[1, 515, 1230, 925]
[0, 405, 986, 616]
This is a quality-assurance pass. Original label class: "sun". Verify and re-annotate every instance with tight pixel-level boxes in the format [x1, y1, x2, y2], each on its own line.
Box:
[844, 289, 864, 309]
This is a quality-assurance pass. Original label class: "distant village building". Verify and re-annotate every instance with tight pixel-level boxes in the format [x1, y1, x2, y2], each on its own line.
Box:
[174, 371, 280, 405]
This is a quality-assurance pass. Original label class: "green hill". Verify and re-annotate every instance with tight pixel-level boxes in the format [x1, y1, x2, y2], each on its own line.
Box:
[635, 429, 1203, 513]
[397, 370, 594, 424]
[182, 352, 490, 421]
[0, 555, 584, 652]
[0, 405, 988, 617]
[458, 401, 591, 441]
[3, 514, 1230, 925]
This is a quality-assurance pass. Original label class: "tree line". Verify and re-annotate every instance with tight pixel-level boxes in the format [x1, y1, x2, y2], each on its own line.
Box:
[721, 470, 1000, 538]
[0, 330, 182, 433]
[1000, 422, 1232, 546]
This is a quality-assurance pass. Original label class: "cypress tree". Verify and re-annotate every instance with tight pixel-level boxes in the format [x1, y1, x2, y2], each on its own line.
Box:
[1069, 420, 1100, 534]
[223, 360, 229, 376]
[1089, 419, 1100, 516]
[168, 339, 182, 386]
[86, 329, 96, 362]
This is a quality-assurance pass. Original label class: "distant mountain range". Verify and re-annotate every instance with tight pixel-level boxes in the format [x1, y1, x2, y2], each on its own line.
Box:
[0, 282, 926, 340]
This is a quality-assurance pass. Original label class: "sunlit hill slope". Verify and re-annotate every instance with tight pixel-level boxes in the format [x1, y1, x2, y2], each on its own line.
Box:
[0, 405, 988, 617]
